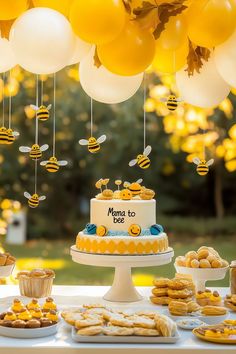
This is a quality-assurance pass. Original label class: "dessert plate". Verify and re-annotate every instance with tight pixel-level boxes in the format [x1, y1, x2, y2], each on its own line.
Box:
[0, 322, 59, 338]
[176, 318, 206, 330]
[193, 327, 236, 344]
[72, 327, 180, 343]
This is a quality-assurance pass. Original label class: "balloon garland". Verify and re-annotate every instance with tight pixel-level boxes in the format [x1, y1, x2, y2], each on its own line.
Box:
[79, 98, 107, 153]
[40, 74, 68, 172]
[129, 75, 152, 170]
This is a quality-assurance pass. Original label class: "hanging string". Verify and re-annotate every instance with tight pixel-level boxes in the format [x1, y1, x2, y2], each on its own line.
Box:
[52, 73, 56, 157]
[41, 77, 43, 106]
[34, 159, 37, 194]
[35, 75, 39, 144]
[90, 97, 93, 136]
[2, 72, 5, 127]
[8, 70, 12, 129]
[202, 129, 206, 159]
[143, 74, 146, 150]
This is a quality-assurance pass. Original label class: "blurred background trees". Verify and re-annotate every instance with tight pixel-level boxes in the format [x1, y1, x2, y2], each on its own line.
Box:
[0, 66, 236, 240]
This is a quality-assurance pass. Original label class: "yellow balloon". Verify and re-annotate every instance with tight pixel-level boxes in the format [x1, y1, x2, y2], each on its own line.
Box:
[0, 0, 29, 20]
[187, 0, 236, 48]
[158, 14, 187, 50]
[33, 0, 73, 17]
[97, 21, 155, 76]
[0, 20, 14, 38]
[152, 40, 188, 74]
[69, 0, 126, 44]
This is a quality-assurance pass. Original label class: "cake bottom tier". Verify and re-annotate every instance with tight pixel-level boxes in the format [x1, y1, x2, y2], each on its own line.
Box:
[76, 232, 169, 255]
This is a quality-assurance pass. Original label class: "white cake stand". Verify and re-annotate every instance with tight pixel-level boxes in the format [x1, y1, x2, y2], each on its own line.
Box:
[175, 264, 229, 292]
[0, 264, 14, 278]
[71, 245, 174, 302]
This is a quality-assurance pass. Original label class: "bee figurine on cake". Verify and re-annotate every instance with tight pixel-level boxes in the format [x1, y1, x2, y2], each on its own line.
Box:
[95, 178, 113, 200]
[124, 179, 143, 197]
[79, 135, 106, 154]
[19, 143, 49, 160]
[193, 157, 214, 176]
[129, 145, 152, 170]
[0, 127, 9, 144]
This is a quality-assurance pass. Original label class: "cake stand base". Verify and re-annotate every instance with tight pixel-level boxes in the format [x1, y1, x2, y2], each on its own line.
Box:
[71, 246, 174, 302]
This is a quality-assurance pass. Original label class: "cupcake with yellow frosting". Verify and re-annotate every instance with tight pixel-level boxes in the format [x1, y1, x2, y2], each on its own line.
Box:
[196, 290, 210, 306]
[42, 297, 57, 312]
[18, 308, 32, 321]
[4, 311, 17, 321]
[46, 310, 59, 324]
[209, 291, 222, 306]
[27, 299, 40, 311]
[31, 308, 43, 319]
[11, 298, 24, 313]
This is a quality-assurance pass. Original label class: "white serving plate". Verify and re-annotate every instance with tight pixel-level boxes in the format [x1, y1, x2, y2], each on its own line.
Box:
[176, 318, 206, 330]
[72, 327, 180, 344]
[198, 312, 229, 325]
[0, 264, 15, 278]
[0, 323, 58, 338]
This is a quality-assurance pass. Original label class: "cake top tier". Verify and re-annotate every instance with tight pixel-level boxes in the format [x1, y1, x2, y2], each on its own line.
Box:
[94, 178, 155, 201]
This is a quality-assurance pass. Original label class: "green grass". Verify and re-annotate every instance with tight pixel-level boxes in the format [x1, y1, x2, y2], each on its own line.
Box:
[2, 235, 235, 287]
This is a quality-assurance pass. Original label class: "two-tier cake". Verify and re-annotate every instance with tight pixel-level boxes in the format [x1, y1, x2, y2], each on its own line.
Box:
[75, 178, 169, 255]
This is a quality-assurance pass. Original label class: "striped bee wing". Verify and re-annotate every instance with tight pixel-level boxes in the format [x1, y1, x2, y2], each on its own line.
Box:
[143, 145, 152, 157]
[30, 104, 39, 111]
[97, 134, 106, 144]
[129, 159, 137, 167]
[19, 146, 31, 152]
[58, 160, 68, 166]
[176, 98, 183, 102]
[47, 104, 52, 110]
[13, 131, 20, 137]
[24, 192, 31, 199]
[40, 161, 48, 166]
[206, 159, 214, 167]
[79, 139, 89, 146]
[193, 157, 201, 165]
[40, 144, 49, 152]
[39, 196, 46, 201]
[136, 178, 143, 184]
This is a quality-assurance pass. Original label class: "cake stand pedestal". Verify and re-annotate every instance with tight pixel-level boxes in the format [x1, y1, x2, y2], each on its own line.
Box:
[70, 245, 174, 302]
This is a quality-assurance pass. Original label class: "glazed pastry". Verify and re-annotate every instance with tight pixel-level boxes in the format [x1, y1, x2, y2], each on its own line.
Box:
[46, 310, 59, 323]
[31, 308, 43, 319]
[185, 251, 198, 261]
[175, 256, 186, 267]
[75, 315, 103, 329]
[196, 291, 209, 306]
[133, 327, 160, 336]
[42, 297, 57, 312]
[0, 253, 7, 266]
[199, 259, 211, 268]
[187, 301, 200, 313]
[77, 325, 103, 336]
[18, 308, 32, 321]
[127, 315, 155, 329]
[154, 314, 177, 337]
[11, 298, 24, 313]
[152, 287, 168, 297]
[103, 325, 134, 336]
[140, 188, 155, 200]
[168, 301, 188, 316]
[168, 279, 190, 290]
[201, 306, 227, 316]
[12, 319, 26, 328]
[153, 278, 170, 288]
[25, 319, 41, 328]
[168, 288, 193, 299]
[209, 291, 222, 306]
[197, 249, 209, 260]
[40, 318, 53, 327]
[4, 311, 17, 321]
[109, 314, 133, 328]
[190, 259, 200, 268]
[27, 299, 40, 311]
[150, 296, 171, 306]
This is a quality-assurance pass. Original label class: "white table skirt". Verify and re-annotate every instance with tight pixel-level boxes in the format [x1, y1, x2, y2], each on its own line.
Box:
[0, 285, 235, 353]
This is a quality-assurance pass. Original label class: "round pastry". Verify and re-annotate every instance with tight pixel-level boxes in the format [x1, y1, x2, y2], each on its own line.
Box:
[185, 258, 192, 267]
[40, 318, 53, 327]
[153, 278, 170, 288]
[197, 249, 209, 260]
[12, 320, 26, 328]
[190, 259, 200, 268]
[5, 256, 16, 265]
[31, 309, 43, 319]
[211, 259, 222, 268]
[46, 310, 58, 323]
[18, 308, 32, 321]
[152, 287, 168, 297]
[30, 269, 46, 278]
[97, 225, 108, 237]
[175, 256, 186, 267]
[0, 312, 6, 320]
[16, 270, 30, 278]
[27, 299, 40, 311]
[25, 319, 41, 328]
[168, 288, 193, 299]
[196, 291, 209, 306]
[209, 291, 222, 306]
[85, 223, 97, 235]
[140, 188, 155, 200]
[168, 279, 190, 290]
[1, 320, 13, 327]
[4, 311, 17, 321]
[101, 189, 113, 200]
[185, 251, 198, 261]
[44, 269, 55, 277]
[11, 298, 24, 313]
[120, 189, 132, 200]
[199, 259, 211, 268]
[168, 301, 188, 316]
[187, 301, 200, 313]
[150, 224, 164, 235]
[150, 296, 171, 305]
[128, 224, 141, 237]
[43, 297, 57, 311]
[221, 259, 229, 268]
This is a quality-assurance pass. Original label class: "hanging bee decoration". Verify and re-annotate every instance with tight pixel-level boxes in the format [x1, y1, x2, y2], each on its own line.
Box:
[40, 156, 68, 173]
[160, 95, 183, 112]
[6, 128, 20, 145]
[30, 104, 52, 121]
[24, 191, 46, 208]
[129, 145, 152, 170]
[0, 126, 9, 145]
[193, 157, 214, 176]
[79, 135, 107, 154]
[19, 143, 49, 160]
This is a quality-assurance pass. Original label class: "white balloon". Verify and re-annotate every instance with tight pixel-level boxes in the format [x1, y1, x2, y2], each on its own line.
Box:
[214, 29, 236, 87]
[79, 49, 143, 104]
[176, 57, 230, 108]
[10, 8, 75, 74]
[68, 36, 91, 65]
[0, 37, 16, 73]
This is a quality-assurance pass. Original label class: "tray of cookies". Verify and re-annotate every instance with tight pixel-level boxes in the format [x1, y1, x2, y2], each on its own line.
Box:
[0, 297, 60, 338]
[64, 304, 180, 343]
[193, 320, 236, 344]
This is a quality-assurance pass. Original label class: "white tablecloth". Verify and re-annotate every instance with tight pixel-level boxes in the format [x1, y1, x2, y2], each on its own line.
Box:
[0, 285, 235, 353]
